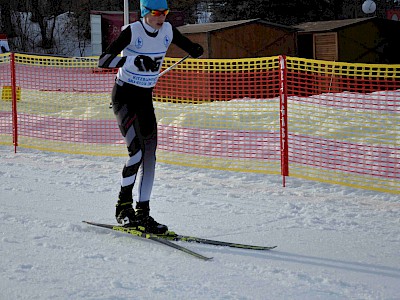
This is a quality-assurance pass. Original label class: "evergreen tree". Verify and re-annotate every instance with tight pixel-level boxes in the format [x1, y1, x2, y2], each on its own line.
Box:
[210, 0, 341, 25]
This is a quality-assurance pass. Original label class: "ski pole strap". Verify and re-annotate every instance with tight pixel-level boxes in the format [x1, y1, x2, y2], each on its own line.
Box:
[158, 54, 190, 77]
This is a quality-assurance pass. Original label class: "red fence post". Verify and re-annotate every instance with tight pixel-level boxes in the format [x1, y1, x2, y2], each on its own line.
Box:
[279, 55, 289, 186]
[10, 52, 18, 153]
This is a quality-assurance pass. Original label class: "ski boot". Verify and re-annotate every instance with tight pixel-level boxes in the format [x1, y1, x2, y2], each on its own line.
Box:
[115, 198, 136, 226]
[135, 201, 168, 234]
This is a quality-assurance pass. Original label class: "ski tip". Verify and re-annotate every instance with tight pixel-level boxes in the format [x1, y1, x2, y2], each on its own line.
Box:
[82, 220, 97, 226]
[258, 245, 277, 250]
[250, 245, 277, 250]
[197, 255, 213, 261]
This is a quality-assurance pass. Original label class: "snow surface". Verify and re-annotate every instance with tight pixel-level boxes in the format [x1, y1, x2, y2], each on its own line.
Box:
[0, 146, 399, 299]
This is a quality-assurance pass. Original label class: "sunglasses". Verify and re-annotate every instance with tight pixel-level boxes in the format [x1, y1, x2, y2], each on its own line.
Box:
[145, 6, 169, 17]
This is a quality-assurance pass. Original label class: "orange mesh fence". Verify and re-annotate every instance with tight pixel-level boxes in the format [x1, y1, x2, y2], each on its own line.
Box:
[6, 54, 121, 155]
[155, 58, 279, 102]
[154, 57, 281, 173]
[2, 54, 281, 175]
[1, 53, 398, 194]
[286, 57, 399, 193]
[0, 53, 12, 146]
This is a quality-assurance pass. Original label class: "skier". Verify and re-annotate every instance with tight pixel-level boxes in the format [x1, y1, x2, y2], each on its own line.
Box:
[98, 0, 203, 233]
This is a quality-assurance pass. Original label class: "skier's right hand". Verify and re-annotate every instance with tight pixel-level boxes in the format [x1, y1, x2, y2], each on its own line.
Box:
[134, 55, 159, 72]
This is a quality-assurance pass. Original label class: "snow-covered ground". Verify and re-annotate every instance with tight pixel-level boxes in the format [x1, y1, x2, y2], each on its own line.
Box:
[0, 146, 399, 299]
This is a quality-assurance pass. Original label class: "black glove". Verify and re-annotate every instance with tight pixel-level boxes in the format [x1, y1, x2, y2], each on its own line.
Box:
[189, 43, 204, 58]
[134, 55, 158, 72]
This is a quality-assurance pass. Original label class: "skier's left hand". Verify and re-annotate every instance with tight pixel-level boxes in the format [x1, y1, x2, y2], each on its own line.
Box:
[189, 43, 204, 58]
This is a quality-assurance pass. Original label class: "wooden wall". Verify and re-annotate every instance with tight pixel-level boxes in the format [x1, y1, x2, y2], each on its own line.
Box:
[167, 23, 297, 59]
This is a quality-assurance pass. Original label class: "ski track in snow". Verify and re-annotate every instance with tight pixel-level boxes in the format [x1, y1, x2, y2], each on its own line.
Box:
[0, 146, 399, 299]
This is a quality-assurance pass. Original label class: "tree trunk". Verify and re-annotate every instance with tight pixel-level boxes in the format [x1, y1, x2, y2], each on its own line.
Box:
[0, 2, 16, 37]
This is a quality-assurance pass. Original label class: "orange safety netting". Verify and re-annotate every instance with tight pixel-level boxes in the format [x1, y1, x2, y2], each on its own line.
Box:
[0, 53, 398, 194]
[0, 54, 12, 145]
[285, 57, 399, 193]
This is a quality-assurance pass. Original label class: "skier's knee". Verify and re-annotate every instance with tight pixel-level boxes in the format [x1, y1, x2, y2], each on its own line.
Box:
[126, 149, 142, 167]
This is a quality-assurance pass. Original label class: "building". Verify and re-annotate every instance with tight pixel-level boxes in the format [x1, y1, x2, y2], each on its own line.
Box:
[0, 34, 9, 53]
[296, 17, 400, 63]
[167, 19, 298, 59]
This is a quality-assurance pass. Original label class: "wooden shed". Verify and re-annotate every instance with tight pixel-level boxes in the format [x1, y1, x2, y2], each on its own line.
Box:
[167, 19, 298, 59]
[296, 17, 400, 63]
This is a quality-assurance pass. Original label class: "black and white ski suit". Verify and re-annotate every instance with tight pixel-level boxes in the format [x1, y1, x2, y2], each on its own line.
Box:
[98, 19, 203, 203]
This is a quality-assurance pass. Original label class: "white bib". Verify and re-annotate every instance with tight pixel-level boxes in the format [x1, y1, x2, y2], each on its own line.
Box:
[117, 21, 173, 88]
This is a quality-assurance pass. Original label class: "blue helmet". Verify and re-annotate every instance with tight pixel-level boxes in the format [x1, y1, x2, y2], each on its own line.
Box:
[140, 0, 169, 17]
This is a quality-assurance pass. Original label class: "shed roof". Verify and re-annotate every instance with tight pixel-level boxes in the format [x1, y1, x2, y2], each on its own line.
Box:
[177, 19, 297, 34]
[295, 17, 375, 33]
